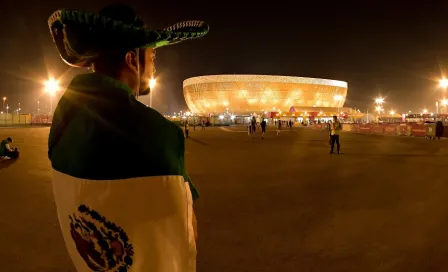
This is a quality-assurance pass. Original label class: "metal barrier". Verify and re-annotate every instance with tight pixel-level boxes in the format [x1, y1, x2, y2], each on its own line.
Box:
[313, 123, 448, 138]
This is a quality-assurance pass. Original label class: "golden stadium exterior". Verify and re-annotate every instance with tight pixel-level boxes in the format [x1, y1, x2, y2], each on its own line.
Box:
[183, 75, 348, 115]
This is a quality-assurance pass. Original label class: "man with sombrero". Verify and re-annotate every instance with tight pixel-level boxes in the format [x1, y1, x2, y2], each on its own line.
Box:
[47, 4, 208, 271]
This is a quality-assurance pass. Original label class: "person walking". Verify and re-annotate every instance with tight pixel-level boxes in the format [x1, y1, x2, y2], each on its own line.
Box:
[277, 119, 282, 136]
[330, 115, 342, 154]
[185, 121, 190, 138]
[47, 4, 208, 271]
[261, 119, 267, 139]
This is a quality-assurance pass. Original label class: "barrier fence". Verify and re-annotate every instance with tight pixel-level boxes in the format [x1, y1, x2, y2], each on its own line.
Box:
[314, 123, 448, 138]
[0, 113, 53, 126]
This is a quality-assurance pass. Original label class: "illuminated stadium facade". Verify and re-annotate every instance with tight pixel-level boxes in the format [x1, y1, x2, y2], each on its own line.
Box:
[183, 75, 348, 117]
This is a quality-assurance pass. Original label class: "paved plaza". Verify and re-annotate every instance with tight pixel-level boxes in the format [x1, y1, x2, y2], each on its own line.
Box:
[1, 126, 448, 271]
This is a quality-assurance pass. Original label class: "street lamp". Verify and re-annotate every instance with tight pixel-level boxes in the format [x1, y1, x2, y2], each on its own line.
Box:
[423, 109, 428, 114]
[389, 110, 395, 115]
[440, 78, 448, 89]
[44, 78, 59, 114]
[149, 78, 156, 108]
[375, 97, 384, 105]
[2, 97, 6, 111]
[333, 95, 343, 115]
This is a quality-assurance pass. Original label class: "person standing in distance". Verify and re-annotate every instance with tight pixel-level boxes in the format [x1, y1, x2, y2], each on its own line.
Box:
[47, 4, 208, 271]
[185, 121, 190, 138]
[261, 119, 267, 139]
[330, 115, 342, 154]
[277, 119, 282, 136]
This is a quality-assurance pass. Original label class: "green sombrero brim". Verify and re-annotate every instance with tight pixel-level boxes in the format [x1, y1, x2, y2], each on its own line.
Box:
[48, 9, 209, 67]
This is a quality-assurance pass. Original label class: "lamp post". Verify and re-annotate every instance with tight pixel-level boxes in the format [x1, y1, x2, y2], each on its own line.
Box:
[44, 78, 59, 114]
[439, 78, 448, 89]
[149, 78, 156, 108]
[441, 99, 448, 114]
[333, 95, 343, 116]
[2, 97, 6, 111]
[389, 110, 395, 123]
[375, 97, 384, 105]
[374, 97, 385, 122]
[5, 104, 9, 126]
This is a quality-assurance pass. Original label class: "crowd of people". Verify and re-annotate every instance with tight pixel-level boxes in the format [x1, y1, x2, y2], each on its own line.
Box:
[245, 115, 343, 153]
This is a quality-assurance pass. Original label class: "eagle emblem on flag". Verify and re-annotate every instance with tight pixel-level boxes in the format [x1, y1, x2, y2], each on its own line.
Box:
[69, 205, 134, 271]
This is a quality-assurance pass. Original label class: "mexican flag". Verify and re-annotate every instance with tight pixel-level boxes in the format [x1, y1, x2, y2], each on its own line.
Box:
[49, 73, 198, 272]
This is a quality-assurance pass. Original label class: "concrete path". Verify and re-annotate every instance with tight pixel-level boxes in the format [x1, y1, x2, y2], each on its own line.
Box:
[1, 127, 448, 271]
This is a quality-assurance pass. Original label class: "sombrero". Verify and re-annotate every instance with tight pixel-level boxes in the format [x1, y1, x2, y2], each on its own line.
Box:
[48, 4, 209, 67]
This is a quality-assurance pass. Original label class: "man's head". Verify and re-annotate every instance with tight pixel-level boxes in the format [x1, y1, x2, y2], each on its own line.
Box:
[333, 115, 338, 122]
[91, 4, 155, 96]
[92, 47, 155, 96]
[6, 137, 12, 143]
[49, 4, 209, 95]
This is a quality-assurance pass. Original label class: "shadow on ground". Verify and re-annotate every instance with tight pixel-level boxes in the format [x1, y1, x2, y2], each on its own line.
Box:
[0, 158, 19, 171]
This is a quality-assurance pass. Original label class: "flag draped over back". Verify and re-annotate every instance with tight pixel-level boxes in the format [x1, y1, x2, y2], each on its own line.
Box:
[49, 73, 198, 272]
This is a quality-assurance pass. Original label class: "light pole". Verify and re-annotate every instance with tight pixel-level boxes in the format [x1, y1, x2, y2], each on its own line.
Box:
[374, 97, 385, 122]
[375, 97, 384, 106]
[439, 78, 448, 89]
[2, 97, 6, 111]
[37, 101, 40, 113]
[149, 78, 156, 108]
[389, 110, 395, 123]
[442, 99, 448, 114]
[6, 104, 9, 126]
[44, 78, 59, 114]
[333, 95, 343, 116]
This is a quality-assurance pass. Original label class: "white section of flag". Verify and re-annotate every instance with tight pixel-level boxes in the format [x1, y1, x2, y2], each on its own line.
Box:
[52, 170, 196, 272]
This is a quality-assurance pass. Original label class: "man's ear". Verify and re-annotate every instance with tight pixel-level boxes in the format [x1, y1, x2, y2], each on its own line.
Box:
[125, 51, 139, 74]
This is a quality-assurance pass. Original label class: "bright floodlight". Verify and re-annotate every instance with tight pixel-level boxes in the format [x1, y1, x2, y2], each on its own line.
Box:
[423, 109, 428, 114]
[218, 115, 224, 120]
[44, 78, 59, 96]
[2, 97, 5, 101]
[375, 106, 382, 112]
[442, 99, 448, 106]
[440, 78, 448, 88]
[375, 97, 384, 104]
[389, 110, 395, 115]
[149, 78, 156, 89]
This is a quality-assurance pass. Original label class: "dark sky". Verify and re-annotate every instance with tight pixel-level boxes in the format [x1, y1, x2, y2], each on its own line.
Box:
[2, 0, 448, 114]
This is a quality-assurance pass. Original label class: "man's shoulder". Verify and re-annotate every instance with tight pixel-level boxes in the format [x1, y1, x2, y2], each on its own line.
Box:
[136, 102, 183, 138]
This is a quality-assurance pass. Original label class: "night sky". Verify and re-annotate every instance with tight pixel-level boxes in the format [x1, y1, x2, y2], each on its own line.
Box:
[1, 0, 448, 114]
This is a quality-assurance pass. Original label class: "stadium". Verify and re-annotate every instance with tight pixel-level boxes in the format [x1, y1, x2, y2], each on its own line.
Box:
[183, 75, 350, 122]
